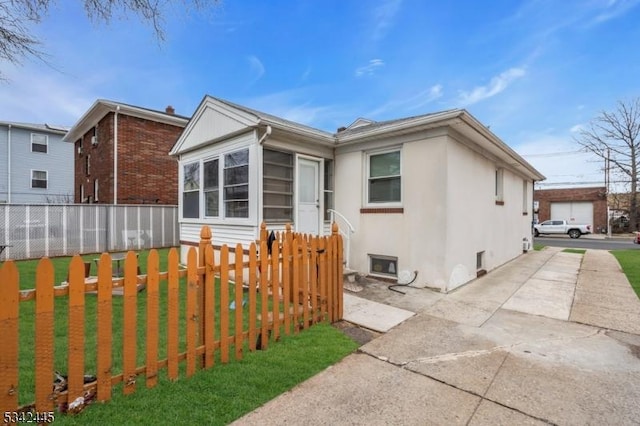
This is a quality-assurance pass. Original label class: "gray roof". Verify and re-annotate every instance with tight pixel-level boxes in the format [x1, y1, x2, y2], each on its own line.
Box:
[212, 96, 334, 138]
[0, 121, 70, 134]
[336, 109, 462, 138]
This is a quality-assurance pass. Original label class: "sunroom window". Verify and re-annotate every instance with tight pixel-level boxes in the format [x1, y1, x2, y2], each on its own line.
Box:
[183, 162, 200, 218]
[204, 158, 219, 217]
[224, 149, 249, 218]
[263, 149, 293, 222]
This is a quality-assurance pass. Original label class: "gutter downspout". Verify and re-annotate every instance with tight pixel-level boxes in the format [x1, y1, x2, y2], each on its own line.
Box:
[256, 125, 272, 226]
[7, 124, 11, 203]
[258, 125, 272, 145]
[113, 106, 120, 204]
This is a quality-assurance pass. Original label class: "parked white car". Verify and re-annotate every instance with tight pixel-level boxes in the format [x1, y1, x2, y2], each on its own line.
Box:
[533, 220, 592, 239]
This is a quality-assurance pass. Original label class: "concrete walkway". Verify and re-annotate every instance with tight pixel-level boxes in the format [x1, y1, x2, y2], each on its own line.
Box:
[234, 248, 640, 425]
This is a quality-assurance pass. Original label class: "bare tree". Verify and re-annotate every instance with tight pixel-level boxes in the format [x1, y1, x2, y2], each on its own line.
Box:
[0, 0, 213, 77]
[575, 98, 640, 231]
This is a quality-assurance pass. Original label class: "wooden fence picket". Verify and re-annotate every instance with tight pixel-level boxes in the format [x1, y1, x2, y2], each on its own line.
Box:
[281, 239, 291, 335]
[186, 248, 198, 377]
[248, 243, 257, 351]
[97, 252, 113, 401]
[271, 240, 280, 341]
[146, 250, 160, 388]
[122, 251, 138, 395]
[259, 240, 269, 349]
[167, 248, 179, 381]
[68, 255, 86, 402]
[235, 244, 244, 360]
[204, 244, 216, 368]
[220, 245, 230, 363]
[35, 258, 55, 413]
[291, 238, 300, 333]
[0, 260, 19, 413]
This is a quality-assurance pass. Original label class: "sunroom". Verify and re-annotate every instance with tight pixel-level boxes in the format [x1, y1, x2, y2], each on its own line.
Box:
[169, 96, 336, 263]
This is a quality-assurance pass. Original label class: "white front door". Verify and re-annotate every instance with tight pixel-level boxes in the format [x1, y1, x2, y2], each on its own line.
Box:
[297, 158, 320, 234]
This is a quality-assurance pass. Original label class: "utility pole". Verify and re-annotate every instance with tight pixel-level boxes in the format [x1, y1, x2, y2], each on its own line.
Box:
[606, 148, 611, 238]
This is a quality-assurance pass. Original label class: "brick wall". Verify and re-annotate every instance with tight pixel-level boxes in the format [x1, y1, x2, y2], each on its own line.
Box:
[534, 187, 608, 233]
[74, 112, 182, 205]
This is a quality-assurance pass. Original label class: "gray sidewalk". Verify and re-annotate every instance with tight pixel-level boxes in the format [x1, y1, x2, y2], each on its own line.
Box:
[234, 248, 640, 425]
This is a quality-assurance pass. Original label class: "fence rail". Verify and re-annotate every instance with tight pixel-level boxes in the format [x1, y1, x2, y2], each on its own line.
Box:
[0, 204, 179, 261]
[0, 224, 343, 416]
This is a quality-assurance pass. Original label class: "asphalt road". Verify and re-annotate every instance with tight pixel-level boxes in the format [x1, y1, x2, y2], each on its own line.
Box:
[534, 235, 640, 250]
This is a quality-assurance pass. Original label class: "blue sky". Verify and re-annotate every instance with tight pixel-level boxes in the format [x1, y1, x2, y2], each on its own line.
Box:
[1, 0, 639, 189]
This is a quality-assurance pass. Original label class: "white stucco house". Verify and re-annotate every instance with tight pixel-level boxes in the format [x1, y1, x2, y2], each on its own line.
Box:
[169, 96, 545, 292]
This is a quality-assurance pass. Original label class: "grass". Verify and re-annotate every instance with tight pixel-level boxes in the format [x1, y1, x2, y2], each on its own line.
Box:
[53, 323, 358, 425]
[533, 243, 545, 251]
[5, 249, 358, 423]
[611, 250, 640, 299]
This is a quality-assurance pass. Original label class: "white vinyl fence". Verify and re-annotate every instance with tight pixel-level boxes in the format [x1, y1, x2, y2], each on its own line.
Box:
[0, 204, 178, 260]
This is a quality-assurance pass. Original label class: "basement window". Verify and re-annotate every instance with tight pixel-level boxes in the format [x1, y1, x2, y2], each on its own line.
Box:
[369, 254, 398, 278]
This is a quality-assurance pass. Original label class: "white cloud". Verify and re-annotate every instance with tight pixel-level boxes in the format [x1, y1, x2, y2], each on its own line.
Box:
[354, 59, 385, 77]
[372, 0, 403, 41]
[457, 67, 526, 106]
[0, 65, 96, 125]
[570, 124, 584, 133]
[242, 89, 343, 130]
[407, 84, 443, 109]
[592, 0, 640, 24]
[246, 55, 265, 83]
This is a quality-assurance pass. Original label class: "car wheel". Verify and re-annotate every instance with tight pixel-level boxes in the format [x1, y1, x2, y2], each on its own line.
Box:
[568, 229, 581, 239]
[534, 229, 539, 237]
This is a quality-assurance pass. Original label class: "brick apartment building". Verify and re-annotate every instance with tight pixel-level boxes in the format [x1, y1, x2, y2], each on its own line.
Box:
[534, 186, 608, 233]
[64, 100, 188, 204]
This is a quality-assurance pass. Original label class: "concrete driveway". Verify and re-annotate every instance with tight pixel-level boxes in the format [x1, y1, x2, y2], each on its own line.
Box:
[234, 248, 640, 425]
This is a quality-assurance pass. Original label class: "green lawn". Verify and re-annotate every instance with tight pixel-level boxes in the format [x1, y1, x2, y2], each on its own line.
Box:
[6, 249, 358, 423]
[54, 323, 357, 425]
[611, 250, 640, 299]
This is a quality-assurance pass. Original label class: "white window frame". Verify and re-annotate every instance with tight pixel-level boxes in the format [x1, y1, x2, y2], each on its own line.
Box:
[223, 148, 250, 219]
[365, 148, 402, 207]
[31, 133, 48, 153]
[94, 179, 99, 202]
[181, 161, 201, 219]
[203, 156, 220, 218]
[31, 169, 48, 189]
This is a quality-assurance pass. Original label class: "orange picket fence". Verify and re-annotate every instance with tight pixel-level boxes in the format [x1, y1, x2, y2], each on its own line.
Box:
[0, 224, 344, 416]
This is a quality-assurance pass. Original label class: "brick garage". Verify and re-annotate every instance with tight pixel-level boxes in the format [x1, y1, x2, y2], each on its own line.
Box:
[66, 101, 188, 205]
[534, 187, 608, 233]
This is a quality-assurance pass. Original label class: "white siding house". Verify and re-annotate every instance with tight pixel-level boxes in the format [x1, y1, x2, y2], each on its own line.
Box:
[0, 121, 72, 203]
[170, 96, 545, 292]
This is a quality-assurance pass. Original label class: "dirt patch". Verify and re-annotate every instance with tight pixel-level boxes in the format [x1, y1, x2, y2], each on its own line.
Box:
[333, 320, 381, 346]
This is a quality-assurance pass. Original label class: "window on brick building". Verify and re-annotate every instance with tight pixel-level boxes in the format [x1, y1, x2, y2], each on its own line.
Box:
[94, 179, 99, 202]
[85, 155, 91, 176]
[183, 162, 200, 218]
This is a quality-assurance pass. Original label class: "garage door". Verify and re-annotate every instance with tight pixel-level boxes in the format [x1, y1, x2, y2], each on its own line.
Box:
[550, 202, 593, 226]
